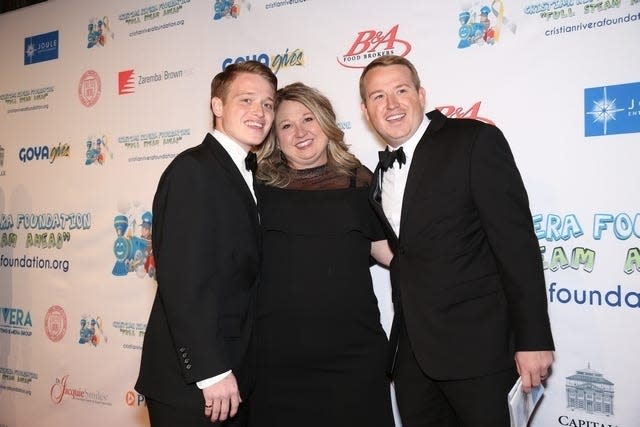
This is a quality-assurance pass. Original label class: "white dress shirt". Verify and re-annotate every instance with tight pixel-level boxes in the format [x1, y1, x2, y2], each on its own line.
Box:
[381, 116, 430, 237]
[213, 129, 257, 203]
[196, 130, 257, 389]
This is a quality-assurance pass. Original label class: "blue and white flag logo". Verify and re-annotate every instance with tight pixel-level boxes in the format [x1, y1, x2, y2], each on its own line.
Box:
[585, 82, 640, 137]
[24, 30, 59, 65]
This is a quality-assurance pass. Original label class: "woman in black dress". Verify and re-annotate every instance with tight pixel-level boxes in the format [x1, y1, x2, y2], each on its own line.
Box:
[249, 82, 394, 427]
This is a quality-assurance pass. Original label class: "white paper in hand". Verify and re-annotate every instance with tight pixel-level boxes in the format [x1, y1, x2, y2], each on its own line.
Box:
[508, 377, 545, 427]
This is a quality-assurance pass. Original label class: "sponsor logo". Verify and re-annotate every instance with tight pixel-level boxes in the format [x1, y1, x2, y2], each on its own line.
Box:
[457, 4, 517, 49]
[117, 128, 191, 149]
[112, 209, 155, 279]
[436, 101, 495, 125]
[84, 135, 113, 165]
[213, 0, 249, 20]
[24, 31, 59, 65]
[265, 0, 307, 9]
[0, 367, 38, 396]
[118, 1, 189, 37]
[87, 16, 114, 48]
[125, 390, 146, 406]
[118, 68, 190, 95]
[44, 305, 67, 342]
[0, 307, 33, 337]
[113, 320, 146, 350]
[565, 364, 615, 418]
[222, 48, 304, 74]
[0, 86, 54, 114]
[0, 212, 90, 252]
[585, 82, 640, 136]
[78, 315, 108, 346]
[118, 70, 135, 94]
[338, 24, 411, 69]
[50, 375, 111, 406]
[18, 143, 70, 164]
[78, 70, 102, 107]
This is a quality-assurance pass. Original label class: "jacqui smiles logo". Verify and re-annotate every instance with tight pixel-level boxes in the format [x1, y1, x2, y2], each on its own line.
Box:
[337, 24, 412, 69]
[50, 375, 111, 406]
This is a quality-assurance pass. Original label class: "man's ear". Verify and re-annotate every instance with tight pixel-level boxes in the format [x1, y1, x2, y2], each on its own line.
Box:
[360, 102, 370, 123]
[211, 97, 223, 118]
[419, 87, 427, 110]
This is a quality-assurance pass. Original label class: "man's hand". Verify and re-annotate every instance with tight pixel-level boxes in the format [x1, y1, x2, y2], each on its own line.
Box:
[202, 373, 242, 423]
[515, 350, 554, 393]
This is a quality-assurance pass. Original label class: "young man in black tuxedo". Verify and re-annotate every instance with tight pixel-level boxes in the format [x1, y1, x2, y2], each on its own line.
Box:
[360, 55, 554, 427]
[136, 61, 276, 427]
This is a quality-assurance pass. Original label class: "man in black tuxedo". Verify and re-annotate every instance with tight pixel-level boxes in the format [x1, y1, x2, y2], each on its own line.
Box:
[359, 55, 554, 427]
[135, 61, 276, 426]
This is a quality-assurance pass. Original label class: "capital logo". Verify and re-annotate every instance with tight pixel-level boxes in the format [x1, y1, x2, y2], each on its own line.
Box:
[118, 69, 135, 95]
[585, 82, 640, 137]
[565, 364, 614, 416]
[436, 101, 495, 125]
[44, 305, 67, 342]
[337, 24, 411, 69]
[78, 70, 102, 107]
[87, 16, 114, 48]
[24, 30, 59, 65]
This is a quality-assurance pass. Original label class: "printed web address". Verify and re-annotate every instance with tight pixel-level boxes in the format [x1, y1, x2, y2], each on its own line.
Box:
[545, 11, 639, 36]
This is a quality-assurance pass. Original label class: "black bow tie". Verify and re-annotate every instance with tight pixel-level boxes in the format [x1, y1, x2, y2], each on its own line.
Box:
[378, 147, 406, 171]
[245, 151, 257, 173]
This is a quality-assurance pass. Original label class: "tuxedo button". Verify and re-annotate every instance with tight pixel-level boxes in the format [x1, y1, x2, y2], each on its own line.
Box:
[184, 358, 190, 364]
[185, 364, 192, 370]
[178, 347, 186, 353]
[182, 352, 188, 358]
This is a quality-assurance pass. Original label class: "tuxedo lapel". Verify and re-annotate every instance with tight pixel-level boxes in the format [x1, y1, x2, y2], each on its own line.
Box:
[370, 163, 398, 246]
[400, 110, 446, 234]
[203, 133, 259, 224]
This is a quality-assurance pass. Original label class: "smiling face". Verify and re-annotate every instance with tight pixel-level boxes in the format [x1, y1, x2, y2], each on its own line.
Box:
[211, 72, 275, 152]
[361, 64, 426, 148]
[276, 100, 329, 170]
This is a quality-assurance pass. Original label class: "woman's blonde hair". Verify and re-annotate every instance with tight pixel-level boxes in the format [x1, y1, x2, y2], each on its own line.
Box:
[256, 82, 360, 187]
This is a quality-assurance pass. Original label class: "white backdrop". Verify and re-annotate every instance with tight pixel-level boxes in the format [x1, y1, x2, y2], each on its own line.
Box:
[1, 1, 639, 426]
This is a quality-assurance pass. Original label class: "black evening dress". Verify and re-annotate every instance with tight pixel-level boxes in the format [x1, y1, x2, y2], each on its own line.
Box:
[249, 164, 394, 427]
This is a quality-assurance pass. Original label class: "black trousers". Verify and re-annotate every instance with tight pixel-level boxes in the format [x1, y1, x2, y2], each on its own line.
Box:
[146, 398, 248, 427]
[393, 329, 518, 427]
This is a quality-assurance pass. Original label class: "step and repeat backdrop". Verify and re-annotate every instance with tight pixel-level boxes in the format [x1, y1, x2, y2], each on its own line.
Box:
[0, 0, 638, 426]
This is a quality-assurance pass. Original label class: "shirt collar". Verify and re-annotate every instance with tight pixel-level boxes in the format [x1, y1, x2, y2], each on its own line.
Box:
[387, 115, 430, 160]
[213, 129, 249, 172]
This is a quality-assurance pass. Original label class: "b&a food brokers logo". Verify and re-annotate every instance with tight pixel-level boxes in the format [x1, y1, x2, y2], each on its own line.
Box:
[24, 30, 59, 65]
[337, 24, 412, 69]
[585, 81, 640, 137]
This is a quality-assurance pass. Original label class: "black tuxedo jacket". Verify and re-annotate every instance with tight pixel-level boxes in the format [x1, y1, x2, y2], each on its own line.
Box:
[136, 133, 260, 409]
[371, 110, 554, 380]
